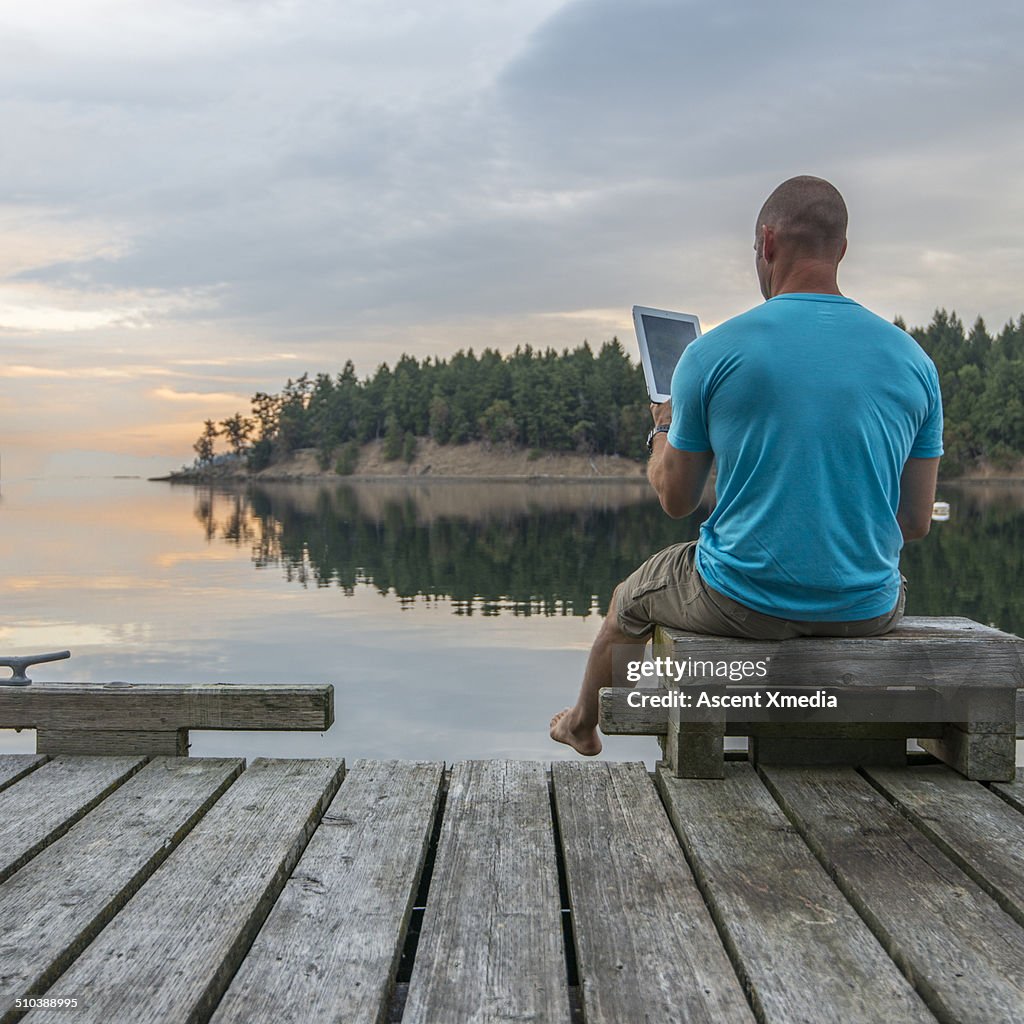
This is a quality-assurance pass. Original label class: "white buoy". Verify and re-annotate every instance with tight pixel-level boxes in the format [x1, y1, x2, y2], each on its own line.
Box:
[931, 501, 950, 522]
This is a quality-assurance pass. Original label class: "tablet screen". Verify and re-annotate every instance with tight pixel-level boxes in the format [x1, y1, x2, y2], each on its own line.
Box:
[633, 307, 701, 402]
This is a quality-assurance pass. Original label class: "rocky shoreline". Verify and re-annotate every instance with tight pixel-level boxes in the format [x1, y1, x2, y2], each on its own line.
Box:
[155, 439, 651, 484]
[154, 439, 1024, 485]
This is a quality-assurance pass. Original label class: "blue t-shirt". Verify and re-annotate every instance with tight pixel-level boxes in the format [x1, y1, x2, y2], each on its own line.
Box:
[668, 293, 943, 620]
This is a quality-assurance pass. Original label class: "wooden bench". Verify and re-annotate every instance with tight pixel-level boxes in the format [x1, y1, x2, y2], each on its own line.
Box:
[0, 680, 334, 756]
[600, 616, 1024, 781]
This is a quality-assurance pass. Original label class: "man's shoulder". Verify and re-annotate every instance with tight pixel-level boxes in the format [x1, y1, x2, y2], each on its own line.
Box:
[692, 301, 779, 355]
[702, 295, 832, 336]
[707, 294, 922, 347]
[832, 300, 939, 368]
[692, 295, 938, 386]
[709, 302, 773, 334]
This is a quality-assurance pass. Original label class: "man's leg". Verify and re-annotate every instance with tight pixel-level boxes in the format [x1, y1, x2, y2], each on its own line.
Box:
[550, 540, 766, 756]
[550, 584, 651, 756]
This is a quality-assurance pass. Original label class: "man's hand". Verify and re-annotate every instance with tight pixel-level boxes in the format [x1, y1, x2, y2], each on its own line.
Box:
[650, 400, 673, 428]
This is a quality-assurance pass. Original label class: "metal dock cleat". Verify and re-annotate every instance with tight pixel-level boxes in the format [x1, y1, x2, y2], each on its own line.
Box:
[0, 650, 71, 686]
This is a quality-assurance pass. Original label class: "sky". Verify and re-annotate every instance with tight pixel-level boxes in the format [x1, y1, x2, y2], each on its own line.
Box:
[2, 0, 1023, 477]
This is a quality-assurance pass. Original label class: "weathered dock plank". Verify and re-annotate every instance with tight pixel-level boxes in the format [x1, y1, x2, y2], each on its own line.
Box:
[23, 758, 344, 1024]
[210, 759, 444, 1024]
[0, 754, 46, 792]
[403, 760, 570, 1024]
[0, 682, 334, 731]
[865, 764, 1024, 928]
[0, 757, 242, 1024]
[990, 778, 1024, 813]
[553, 761, 755, 1024]
[0, 756, 144, 884]
[762, 765, 1024, 1023]
[656, 763, 935, 1024]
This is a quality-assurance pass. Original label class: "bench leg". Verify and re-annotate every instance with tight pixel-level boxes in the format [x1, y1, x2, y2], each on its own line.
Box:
[918, 727, 1016, 781]
[918, 688, 1016, 782]
[665, 703, 725, 779]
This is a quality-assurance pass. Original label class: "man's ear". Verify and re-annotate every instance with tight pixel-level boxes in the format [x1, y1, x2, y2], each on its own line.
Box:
[837, 237, 848, 263]
[761, 224, 776, 262]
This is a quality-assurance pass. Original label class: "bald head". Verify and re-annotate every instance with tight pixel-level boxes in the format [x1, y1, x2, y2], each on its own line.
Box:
[756, 176, 848, 260]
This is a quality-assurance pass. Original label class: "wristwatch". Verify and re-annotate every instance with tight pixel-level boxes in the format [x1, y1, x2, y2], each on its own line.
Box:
[646, 424, 670, 453]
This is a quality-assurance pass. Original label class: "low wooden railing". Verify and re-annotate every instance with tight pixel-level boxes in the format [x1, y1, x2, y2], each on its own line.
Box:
[0, 679, 334, 756]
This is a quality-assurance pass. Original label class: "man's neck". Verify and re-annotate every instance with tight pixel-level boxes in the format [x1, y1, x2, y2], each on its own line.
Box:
[767, 256, 842, 298]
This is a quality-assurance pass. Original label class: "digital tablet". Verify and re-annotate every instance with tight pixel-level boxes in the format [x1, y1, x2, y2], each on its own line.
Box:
[632, 305, 701, 403]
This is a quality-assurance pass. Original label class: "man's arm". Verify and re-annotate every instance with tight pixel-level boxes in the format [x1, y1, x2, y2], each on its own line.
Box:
[647, 401, 713, 518]
[897, 456, 941, 541]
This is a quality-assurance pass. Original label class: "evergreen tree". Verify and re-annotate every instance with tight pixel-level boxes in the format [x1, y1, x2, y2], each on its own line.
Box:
[220, 413, 254, 457]
[193, 420, 220, 465]
[382, 412, 403, 461]
[193, 309, 1024, 477]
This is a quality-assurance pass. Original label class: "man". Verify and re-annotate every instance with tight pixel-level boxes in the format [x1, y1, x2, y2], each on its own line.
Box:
[551, 175, 943, 756]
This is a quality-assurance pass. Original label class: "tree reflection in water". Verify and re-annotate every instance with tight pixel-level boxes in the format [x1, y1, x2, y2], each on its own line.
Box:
[190, 479, 1024, 634]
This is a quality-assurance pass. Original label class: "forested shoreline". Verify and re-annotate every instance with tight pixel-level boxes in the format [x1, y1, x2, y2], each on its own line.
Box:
[189, 309, 1024, 480]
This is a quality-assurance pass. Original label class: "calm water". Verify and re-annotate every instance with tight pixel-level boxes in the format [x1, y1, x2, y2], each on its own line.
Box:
[2, 476, 1022, 765]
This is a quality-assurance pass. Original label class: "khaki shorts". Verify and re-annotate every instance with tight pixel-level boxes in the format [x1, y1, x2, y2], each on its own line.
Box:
[615, 541, 906, 641]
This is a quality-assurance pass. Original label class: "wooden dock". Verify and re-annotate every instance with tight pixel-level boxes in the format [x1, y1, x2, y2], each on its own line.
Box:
[3, 753, 1024, 1023]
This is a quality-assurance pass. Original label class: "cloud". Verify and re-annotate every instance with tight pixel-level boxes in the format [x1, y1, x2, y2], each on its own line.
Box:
[0, 272, 221, 335]
[150, 386, 248, 404]
[9, 0, 1023, 330]
[0, 304, 145, 333]
[0, 364, 173, 380]
[168, 353, 299, 368]
[0, 203, 132, 278]
[485, 0, 1024, 313]
[2, 0, 1023, 466]
[0, 365, 75, 379]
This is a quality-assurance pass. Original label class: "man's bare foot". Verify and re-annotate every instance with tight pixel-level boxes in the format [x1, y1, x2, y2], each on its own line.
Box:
[549, 708, 602, 756]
